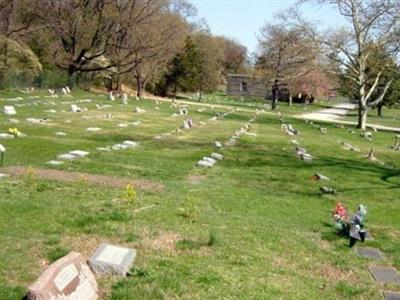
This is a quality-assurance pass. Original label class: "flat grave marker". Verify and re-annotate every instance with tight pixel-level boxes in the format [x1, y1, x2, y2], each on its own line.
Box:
[383, 291, 400, 300]
[355, 247, 385, 260]
[369, 266, 400, 284]
[89, 243, 137, 276]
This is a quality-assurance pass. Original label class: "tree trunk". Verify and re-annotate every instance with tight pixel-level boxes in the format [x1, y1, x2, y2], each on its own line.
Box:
[288, 92, 292, 106]
[271, 79, 279, 110]
[198, 82, 203, 101]
[357, 102, 368, 130]
[377, 104, 383, 117]
[136, 75, 142, 99]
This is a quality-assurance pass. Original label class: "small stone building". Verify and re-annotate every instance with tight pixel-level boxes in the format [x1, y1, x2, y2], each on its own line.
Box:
[226, 74, 267, 98]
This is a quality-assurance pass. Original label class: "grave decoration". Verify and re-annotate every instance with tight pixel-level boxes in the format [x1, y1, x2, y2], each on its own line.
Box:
[391, 135, 400, 151]
[312, 173, 330, 181]
[349, 204, 367, 248]
[320, 186, 336, 194]
[27, 252, 98, 300]
[296, 147, 312, 162]
[8, 127, 23, 137]
[281, 123, 299, 136]
[89, 243, 137, 276]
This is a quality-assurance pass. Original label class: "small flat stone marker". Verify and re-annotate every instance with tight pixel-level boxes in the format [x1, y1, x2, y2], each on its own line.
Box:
[355, 247, 385, 260]
[57, 154, 77, 161]
[69, 150, 90, 158]
[369, 266, 400, 284]
[27, 252, 98, 300]
[383, 291, 400, 300]
[89, 243, 137, 276]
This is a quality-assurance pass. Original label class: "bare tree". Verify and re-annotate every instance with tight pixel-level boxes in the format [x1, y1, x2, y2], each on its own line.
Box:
[34, 0, 123, 80]
[256, 23, 317, 109]
[297, 0, 400, 129]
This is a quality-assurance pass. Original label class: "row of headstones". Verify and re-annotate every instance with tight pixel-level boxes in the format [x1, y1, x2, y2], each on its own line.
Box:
[47, 141, 139, 166]
[196, 111, 261, 168]
[27, 243, 137, 300]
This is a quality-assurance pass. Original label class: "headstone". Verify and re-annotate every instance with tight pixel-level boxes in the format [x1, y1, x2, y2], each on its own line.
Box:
[70, 105, 81, 113]
[108, 91, 115, 101]
[27, 252, 98, 300]
[203, 157, 217, 165]
[211, 153, 223, 161]
[369, 266, 400, 284]
[69, 150, 90, 158]
[197, 160, 214, 168]
[134, 107, 145, 113]
[89, 243, 137, 276]
[4, 105, 17, 115]
[86, 127, 102, 132]
[97, 147, 111, 152]
[121, 93, 128, 105]
[383, 291, 400, 300]
[46, 160, 64, 166]
[0, 133, 14, 140]
[313, 173, 330, 181]
[122, 141, 138, 149]
[355, 247, 385, 260]
[214, 141, 222, 148]
[55, 132, 67, 136]
[57, 154, 78, 161]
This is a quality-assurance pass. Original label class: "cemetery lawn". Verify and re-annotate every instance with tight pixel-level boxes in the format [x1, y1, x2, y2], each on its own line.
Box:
[1, 90, 400, 299]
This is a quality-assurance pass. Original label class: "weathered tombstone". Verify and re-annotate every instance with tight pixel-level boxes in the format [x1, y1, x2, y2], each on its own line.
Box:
[121, 94, 128, 105]
[70, 105, 81, 113]
[3, 105, 17, 115]
[211, 153, 223, 161]
[46, 160, 64, 166]
[122, 140, 138, 148]
[369, 266, 400, 284]
[355, 247, 385, 260]
[57, 153, 77, 161]
[214, 141, 222, 148]
[69, 150, 90, 158]
[89, 243, 137, 276]
[27, 252, 98, 300]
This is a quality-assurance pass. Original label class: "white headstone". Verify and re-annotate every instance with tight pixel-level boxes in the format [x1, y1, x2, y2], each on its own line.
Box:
[3, 106, 16, 115]
[89, 244, 137, 276]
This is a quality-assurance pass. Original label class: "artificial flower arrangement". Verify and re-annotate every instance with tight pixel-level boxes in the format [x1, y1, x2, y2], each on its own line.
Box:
[8, 128, 23, 137]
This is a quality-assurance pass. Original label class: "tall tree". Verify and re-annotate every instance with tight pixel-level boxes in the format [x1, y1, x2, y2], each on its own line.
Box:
[297, 0, 400, 129]
[256, 23, 317, 109]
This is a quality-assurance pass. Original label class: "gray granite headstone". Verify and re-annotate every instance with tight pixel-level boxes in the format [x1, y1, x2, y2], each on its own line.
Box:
[88, 243, 136, 276]
[383, 291, 400, 300]
[369, 266, 400, 284]
[355, 247, 385, 260]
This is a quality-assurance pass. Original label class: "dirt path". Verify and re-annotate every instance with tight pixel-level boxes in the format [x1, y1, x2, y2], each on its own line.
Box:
[0, 166, 163, 191]
[298, 103, 357, 122]
[296, 103, 400, 133]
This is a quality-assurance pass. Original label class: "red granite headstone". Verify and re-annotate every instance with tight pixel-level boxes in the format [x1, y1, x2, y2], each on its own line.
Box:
[27, 252, 98, 300]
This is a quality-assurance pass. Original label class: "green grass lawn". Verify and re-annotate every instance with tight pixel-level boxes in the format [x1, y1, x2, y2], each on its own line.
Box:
[0, 90, 399, 299]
